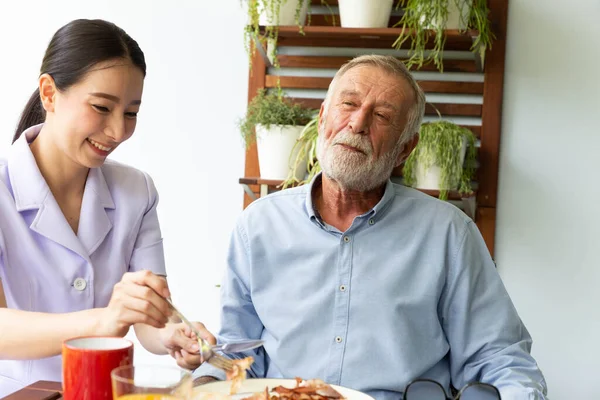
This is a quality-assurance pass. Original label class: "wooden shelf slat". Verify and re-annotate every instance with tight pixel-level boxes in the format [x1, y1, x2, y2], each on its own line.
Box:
[266, 76, 331, 89]
[239, 177, 286, 187]
[287, 97, 481, 118]
[239, 177, 475, 200]
[286, 97, 322, 109]
[419, 81, 484, 95]
[271, 26, 477, 50]
[267, 75, 484, 95]
[274, 26, 478, 40]
[424, 103, 482, 117]
[311, 0, 338, 5]
[277, 55, 478, 73]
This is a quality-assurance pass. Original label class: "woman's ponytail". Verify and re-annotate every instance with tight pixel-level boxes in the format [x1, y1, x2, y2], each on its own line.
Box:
[12, 88, 45, 144]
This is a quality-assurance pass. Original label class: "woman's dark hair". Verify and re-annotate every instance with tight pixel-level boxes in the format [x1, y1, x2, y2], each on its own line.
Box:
[12, 19, 146, 144]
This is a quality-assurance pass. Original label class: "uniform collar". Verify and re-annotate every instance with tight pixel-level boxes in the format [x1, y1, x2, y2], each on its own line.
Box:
[8, 124, 115, 211]
[7, 123, 115, 257]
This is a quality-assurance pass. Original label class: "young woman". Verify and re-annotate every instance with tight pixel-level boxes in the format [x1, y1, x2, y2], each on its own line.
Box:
[0, 19, 211, 396]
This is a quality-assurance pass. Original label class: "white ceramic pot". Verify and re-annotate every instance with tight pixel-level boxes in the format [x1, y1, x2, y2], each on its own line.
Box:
[338, 0, 394, 28]
[414, 136, 468, 190]
[256, 124, 307, 181]
[258, 0, 309, 26]
[420, 0, 472, 30]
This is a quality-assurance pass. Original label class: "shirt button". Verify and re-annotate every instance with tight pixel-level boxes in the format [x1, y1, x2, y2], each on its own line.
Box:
[369, 218, 375, 225]
[340, 285, 347, 292]
[335, 336, 343, 343]
[343, 236, 350, 243]
[73, 278, 87, 291]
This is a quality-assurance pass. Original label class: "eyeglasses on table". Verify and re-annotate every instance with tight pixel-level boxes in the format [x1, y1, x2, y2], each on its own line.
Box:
[403, 378, 501, 400]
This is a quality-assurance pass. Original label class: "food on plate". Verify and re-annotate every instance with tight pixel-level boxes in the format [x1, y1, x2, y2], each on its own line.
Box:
[193, 355, 346, 400]
[193, 377, 347, 400]
[241, 377, 346, 400]
[226, 356, 254, 395]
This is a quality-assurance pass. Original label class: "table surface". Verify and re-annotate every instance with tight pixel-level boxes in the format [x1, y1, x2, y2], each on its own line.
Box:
[2, 381, 62, 400]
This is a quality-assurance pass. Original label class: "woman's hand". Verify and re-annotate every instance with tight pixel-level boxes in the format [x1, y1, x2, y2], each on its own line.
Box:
[161, 322, 216, 370]
[97, 270, 172, 337]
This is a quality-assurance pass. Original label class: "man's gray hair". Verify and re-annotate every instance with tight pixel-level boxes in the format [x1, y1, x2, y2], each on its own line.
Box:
[323, 55, 426, 146]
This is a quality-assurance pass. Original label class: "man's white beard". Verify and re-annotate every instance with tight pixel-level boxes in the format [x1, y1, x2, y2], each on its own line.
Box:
[316, 129, 401, 192]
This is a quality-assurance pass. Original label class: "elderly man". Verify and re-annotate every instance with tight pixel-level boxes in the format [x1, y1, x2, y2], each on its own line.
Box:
[191, 55, 548, 399]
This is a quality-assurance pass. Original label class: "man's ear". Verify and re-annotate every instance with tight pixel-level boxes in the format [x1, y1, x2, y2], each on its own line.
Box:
[38, 73, 58, 113]
[318, 102, 326, 127]
[394, 134, 419, 167]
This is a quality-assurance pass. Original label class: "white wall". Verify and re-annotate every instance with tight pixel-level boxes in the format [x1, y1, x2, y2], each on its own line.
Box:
[0, 0, 248, 368]
[496, 0, 600, 399]
[2, 1, 599, 398]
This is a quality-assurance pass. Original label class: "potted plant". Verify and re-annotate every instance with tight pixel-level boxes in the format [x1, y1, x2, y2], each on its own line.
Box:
[392, 0, 494, 72]
[402, 120, 477, 200]
[244, 0, 311, 69]
[338, 0, 395, 28]
[282, 113, 321, 189]
[239, 89, 314, 180]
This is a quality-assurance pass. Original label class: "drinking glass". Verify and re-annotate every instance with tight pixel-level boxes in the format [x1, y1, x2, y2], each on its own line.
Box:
[111, 365, 193, 400]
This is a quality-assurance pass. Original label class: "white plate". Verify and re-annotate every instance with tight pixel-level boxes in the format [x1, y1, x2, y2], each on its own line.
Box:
[193, 378, 375, 400]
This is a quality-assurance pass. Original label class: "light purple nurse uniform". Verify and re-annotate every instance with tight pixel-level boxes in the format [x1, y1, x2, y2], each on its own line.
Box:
[0, 124, 167, 396]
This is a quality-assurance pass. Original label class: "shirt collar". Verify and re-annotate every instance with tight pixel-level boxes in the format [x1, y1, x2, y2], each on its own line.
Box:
[7, 123, 115, 212]
[304, 173, 323, 221]
[8, 124, 50, 211]
[304, 172, 397, 223]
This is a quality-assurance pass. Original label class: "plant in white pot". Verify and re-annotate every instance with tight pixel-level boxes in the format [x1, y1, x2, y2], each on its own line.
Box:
[393, 0, 494, 72]
[281, 113, 321, 189]
[244, 0, 311, 68]
[338, 0, 395, 28]
[402, 120, 477, 200]
[239, 89, 314, 180]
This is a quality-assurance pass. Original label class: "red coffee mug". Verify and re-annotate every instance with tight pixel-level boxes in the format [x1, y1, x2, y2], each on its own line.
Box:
[62, 336, 134, 400]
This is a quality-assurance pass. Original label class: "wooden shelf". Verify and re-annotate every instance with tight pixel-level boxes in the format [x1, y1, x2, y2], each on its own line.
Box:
[266, 75, 484, 94]
[311, 0, 339, 5]
[276, 55, 479, 73]
[239, 177, 475, 201]
[242, 0, 509, 257]
[261, 26, 478, 50]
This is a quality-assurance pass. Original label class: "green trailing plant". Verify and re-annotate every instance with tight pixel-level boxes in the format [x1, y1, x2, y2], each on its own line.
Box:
[318, 0, 337, 26]
[244, 0, 312, 70]
[282, 113, 321, 189]
[393, 0, 494, 72]
[402, 120, 477, 200]
[238, 88, 314, 149]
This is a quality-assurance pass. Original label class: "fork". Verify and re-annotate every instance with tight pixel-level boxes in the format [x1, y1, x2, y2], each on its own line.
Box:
[165, 298, 234, 371]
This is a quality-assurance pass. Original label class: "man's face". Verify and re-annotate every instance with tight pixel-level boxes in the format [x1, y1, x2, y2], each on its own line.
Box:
[317, 65, 415, 191]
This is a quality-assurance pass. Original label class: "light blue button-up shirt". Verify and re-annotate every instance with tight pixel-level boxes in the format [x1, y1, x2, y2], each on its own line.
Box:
[194, 174, 547, 400]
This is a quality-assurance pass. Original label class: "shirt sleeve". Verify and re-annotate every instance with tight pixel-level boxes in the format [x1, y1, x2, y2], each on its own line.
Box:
[0, 228, 6, 308]
[0, 226, 5, 282]
[128, 172, 166, 276]
[440, 220, 548, 399]
[193, 219, 268, 380]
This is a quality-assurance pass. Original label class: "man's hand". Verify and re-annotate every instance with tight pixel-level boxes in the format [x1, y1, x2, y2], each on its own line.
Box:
[160, 321, 216, 370]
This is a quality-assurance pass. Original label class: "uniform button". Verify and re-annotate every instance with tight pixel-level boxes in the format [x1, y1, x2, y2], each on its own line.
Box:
[335, 336, 343, 343]
[369, 218, 375, 225]
[73, 278, 87, 291]
[343, 236, 350, 243]
[340, 285, 347, 292]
